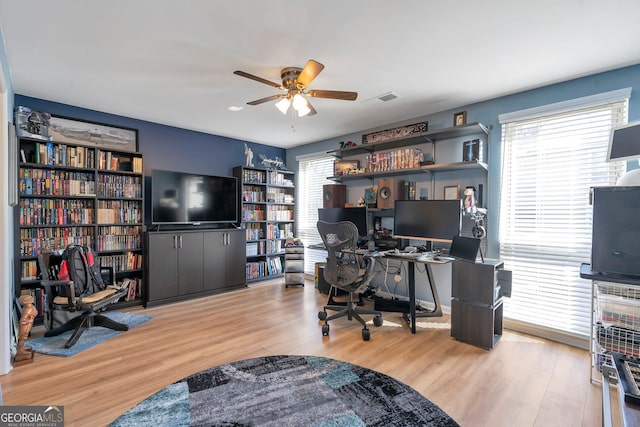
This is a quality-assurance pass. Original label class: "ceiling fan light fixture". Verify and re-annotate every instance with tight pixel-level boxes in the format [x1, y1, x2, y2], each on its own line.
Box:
[292, 93, 307, 110]
[275, 97, 291, 115]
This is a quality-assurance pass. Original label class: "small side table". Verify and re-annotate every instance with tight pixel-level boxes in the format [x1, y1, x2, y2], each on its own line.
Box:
[284, 246, 305, 287]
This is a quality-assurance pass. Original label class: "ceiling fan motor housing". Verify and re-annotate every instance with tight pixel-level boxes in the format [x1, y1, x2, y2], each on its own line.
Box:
[281, 67, 303, 90]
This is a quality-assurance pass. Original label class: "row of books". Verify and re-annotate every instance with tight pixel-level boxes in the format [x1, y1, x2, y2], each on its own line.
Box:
[20, 174, 96, 197]
[96, 200, 142, 224]
[266, 208, 293, 221]
[19, 199, 94, 226]
[362, 148, 424, 173]
[241, 207, 265, 221]
[267, 170, 293, 187]
[21, 259, 38, 281]
[243, 223, 264, 240]
[242, 169, 266, 184]
[95, 234, 142, 251]
[96, 182, 142, 199]
[266, 223, 293, 239]
[241, 185, 265, 202]
[99, 252, 143, 272]
[245, 257, 284, 280]
[266, 190, 294, 204]
[20, 235, 93, 257]
[119, 278, 141, 302]
[19, 225, 93, 240]
[23, 142, 95, 169]
[97, 151, 143, 173]
[95, 174, 142, 198]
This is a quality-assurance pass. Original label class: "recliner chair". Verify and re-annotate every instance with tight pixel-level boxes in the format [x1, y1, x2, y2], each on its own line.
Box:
[38, 249, 130, 348]
[316, 220, 383, 341]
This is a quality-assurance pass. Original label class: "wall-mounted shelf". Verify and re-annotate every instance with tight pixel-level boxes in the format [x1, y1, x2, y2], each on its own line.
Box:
[329, 122, 489, 159]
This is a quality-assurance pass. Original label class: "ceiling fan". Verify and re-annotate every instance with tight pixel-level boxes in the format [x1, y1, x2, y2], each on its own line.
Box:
[234, 59, 357, 117]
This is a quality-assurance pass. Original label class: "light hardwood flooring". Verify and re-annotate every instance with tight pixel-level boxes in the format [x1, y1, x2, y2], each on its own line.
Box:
[1, 278, 603, 426]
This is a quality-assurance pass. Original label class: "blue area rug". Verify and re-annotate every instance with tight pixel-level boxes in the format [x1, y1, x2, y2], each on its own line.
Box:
[110, 355, 459, 427]
[27, 312, 152, 357]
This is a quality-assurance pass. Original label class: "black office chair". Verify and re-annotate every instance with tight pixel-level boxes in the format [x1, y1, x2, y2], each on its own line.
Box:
[316, 220, 383, 341]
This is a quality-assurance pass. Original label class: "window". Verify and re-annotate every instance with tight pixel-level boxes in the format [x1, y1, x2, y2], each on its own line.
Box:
[296, 154, 334, 274]
[499, 89, 629, 341]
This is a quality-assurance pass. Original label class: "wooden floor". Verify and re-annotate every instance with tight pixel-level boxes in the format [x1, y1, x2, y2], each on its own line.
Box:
[1, 278, 603, 426]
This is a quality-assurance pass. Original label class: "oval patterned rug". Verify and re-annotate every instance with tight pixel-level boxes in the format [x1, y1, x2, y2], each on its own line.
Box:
[110, 355, 459, 426]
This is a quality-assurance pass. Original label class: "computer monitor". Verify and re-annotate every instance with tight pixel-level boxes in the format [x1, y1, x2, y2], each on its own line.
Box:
[393, 199, 461, 243]
[607, 121, 640, 162]
[317, 207, 369, 238]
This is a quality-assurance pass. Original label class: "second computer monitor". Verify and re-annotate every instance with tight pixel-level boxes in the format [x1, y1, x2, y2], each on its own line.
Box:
[393, 199, 462, 243]
[317, 207, 369, 237]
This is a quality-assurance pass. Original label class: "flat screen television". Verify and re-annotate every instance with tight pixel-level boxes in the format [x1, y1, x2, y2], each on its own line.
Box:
[317, 207, 369, 237]
[151, 169, 238, 225]
[393, 199, 461, 243]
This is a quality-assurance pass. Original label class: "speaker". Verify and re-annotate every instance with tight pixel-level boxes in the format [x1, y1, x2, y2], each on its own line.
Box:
[377, 178, 402, 209]
[323, 184, 346, 208]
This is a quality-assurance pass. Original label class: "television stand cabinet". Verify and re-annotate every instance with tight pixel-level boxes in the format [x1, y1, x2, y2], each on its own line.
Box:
[146, 229, 246, 306]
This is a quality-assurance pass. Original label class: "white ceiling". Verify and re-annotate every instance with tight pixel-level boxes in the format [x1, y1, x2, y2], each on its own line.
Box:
[1, 1, 639, 149]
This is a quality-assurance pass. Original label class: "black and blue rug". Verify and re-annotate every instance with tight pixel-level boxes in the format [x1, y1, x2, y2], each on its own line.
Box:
[110, 354, 458, 426]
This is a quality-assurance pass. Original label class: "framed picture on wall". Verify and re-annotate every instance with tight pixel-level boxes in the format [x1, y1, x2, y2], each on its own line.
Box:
[49, 115, 138, 152]
[453, 111, 467, 127]
[444, 185, 460, 200]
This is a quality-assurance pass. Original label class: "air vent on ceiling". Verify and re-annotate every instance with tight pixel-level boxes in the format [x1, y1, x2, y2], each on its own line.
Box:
[377, 92, 399, 102]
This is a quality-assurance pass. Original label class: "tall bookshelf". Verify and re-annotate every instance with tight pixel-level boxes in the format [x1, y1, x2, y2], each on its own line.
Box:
[14, 134, 145, 324]
[233, 166, 295, 283]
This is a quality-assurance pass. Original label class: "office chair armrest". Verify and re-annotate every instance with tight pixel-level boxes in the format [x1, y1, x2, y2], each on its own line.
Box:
[41, 279, 77, 311]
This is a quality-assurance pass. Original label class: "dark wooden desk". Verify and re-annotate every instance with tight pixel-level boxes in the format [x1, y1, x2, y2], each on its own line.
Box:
[383, 254, 449, 333]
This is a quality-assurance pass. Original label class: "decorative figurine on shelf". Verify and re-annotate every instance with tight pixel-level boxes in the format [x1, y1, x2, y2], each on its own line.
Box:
[14, 294, 38, 364]
[463, 186, 477, 214]
[258, 154, 286, 170]
[244, 143, 254, 167]
[340, 140, 357, 149]
[357, 197, 366, 207]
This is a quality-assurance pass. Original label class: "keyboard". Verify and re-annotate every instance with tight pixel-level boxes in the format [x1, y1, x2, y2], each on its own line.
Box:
[384, 250, 423, 258]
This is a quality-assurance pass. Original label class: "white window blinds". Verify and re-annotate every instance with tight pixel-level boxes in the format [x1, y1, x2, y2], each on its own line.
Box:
[296, 154, 334, 274]
[498, 89, 629, 339]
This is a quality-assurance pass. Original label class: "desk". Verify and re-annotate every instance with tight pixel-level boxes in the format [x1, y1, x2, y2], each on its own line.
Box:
[383, 253, 449, 333]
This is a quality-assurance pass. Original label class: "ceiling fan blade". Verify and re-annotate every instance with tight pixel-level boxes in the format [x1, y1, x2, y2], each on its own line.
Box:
[247, 94, 284, 106]
[234, 70, 282, 89]
[296, 60, 325, 88]
[308, 90, 358, 101]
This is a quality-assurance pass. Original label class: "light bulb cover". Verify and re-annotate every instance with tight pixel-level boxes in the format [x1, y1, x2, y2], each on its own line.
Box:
[275, 98, 291, 115]
[292, 93, 308, 110]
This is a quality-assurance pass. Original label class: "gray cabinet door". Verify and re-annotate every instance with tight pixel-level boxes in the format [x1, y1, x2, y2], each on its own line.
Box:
[177, 232, 204, 295]
[147, 233, 179, 301]
[225, 230, 247, 287]
[203, 230, 246, 290]
[203, 231, 227, 291]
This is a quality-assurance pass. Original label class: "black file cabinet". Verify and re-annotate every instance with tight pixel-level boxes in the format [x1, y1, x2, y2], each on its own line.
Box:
[451, 259, 512, 349]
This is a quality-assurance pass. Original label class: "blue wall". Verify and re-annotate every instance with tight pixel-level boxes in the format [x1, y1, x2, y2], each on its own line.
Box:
[14, 95, 285, 178]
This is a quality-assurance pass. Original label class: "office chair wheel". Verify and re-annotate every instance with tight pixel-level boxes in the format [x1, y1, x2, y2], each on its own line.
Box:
[318, 311, 327, 321]
[362, 328, 371, 341]
[373, 315, 383, 327]
[322, 324, 330, 336]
